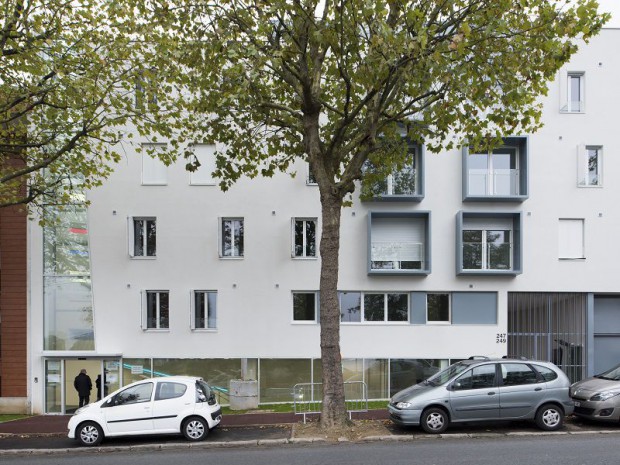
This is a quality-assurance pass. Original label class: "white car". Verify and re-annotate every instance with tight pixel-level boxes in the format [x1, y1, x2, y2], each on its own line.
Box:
[68, 376, 222, 446]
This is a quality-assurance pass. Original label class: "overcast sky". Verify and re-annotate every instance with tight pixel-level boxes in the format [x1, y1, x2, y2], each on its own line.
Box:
[597, 0, 620, 27]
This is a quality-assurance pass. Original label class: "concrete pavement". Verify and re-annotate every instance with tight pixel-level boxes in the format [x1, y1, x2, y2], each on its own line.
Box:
[0, 411, 618, 456]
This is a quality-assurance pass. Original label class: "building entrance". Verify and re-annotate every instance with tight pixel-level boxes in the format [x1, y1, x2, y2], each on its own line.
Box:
[44, 358, 121, 414]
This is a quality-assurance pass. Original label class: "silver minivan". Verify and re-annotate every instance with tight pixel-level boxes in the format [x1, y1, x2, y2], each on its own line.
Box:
[388, 357, 573, 434]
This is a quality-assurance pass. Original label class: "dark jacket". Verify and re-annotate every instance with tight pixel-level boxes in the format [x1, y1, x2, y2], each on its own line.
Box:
[74, 373, 92, 396]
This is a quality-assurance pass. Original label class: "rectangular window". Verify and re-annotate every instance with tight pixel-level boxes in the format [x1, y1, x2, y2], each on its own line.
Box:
[135, 69, 158, 110]
[293, 292, 317, 322]
[340, 292, 408, 323]
[427, 293, 450, 323]
[190, 144, 217, 185]
[362, 144, 421, 199]
[145, 291, 169, 330]
[131, 218, 156, 257]
[307, 163, 317, 185]
[192, 291, 217, 329]
[340, 292, 361, 322]
[468, 146, 519, 197]
[221, 218, 244, 257]
[462, 229, 511, 270]
[578, 145, 602, 187]
[567, 72, 584, 113]
[141, 143, 168, 185]
[559, 219, 585, 259]
[370, 216, 426, 271]
[292, 218, 317, 258]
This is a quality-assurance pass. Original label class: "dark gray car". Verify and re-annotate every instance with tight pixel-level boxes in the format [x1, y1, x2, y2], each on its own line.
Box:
[388, 357, 574, 434]
[570, 363, 620, 422]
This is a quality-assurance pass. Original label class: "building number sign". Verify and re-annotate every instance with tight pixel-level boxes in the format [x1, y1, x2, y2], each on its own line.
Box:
[496, 333, 507, 344]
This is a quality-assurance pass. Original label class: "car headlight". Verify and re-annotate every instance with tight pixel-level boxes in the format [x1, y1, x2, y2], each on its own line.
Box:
[395, 401, 413, 409]
[590, 391, 620, 402]
[74, 405, 88, 415]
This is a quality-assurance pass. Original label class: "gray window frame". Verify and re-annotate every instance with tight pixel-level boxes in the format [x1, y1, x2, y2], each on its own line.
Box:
[456, 211, 523, 276]
[367, 211, 431, 276]
[462, 136, 529, 202]
[361, 142, 425, 202]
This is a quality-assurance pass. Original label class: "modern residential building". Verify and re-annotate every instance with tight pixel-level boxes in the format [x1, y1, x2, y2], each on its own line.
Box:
[26, 29, 620, 414]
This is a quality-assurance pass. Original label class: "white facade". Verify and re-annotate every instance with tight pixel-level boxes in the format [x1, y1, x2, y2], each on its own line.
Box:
[28, 29, 620, 414]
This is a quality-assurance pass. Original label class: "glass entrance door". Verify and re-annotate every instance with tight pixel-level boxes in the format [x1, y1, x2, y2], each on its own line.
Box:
[64, 359, 100, 413]
[44, 358, 123, 413]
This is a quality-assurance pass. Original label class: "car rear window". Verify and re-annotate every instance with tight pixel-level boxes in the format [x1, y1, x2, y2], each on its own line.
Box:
[155, 382, 187, 400]
[532, 364, 558, 382]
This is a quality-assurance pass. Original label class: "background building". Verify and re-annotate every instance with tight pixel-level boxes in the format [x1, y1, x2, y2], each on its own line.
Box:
[27, 29, 620, 414]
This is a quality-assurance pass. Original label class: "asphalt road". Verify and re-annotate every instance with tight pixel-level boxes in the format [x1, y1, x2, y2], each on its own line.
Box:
[1, 435, 619, 465]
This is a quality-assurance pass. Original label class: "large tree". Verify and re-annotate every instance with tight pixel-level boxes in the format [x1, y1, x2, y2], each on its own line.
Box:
[0, 0, 176, 213]
[142, 0, 607, 428]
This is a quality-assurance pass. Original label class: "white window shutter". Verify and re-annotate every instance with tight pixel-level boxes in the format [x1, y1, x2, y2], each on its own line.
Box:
[559, 219, 584, 259]
[127, 217, 135, 257]
[190, 144, 217, 185]
[140, 290, 146, 329]
[576, 144, 587, 186]
[371, 218, 424, 261]
[141, 144, 168, 185]
[189, 289, 195, 330]
[559, 70, 568, 112]
[217, 217, 222, 257]
[291, 217, 296, 257]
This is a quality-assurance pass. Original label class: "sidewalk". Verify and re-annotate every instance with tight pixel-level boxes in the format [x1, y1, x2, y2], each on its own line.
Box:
[0, 411, 618, 455]
[0, 409, 389, 435]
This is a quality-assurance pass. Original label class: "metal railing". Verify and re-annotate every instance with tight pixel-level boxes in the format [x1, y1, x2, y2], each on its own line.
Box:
[293, 381, 368, 423]
[371, 241, 424, 270]
[468, 169, 520, 196]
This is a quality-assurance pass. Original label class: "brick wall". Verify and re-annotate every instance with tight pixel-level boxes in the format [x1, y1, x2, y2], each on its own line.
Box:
[0, 203, 28, 397]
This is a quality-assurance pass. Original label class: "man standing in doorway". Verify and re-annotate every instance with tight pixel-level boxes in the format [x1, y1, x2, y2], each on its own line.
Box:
[74, 368, 92, 407]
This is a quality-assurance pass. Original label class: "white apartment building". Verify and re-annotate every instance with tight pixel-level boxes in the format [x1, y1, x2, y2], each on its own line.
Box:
[28, 29, 620, 414]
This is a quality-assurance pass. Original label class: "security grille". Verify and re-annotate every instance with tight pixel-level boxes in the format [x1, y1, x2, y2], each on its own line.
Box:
[508, 293, 587, 383]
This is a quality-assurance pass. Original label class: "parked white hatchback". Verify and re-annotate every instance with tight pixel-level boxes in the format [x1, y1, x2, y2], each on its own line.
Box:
[68, 376, 222, 446]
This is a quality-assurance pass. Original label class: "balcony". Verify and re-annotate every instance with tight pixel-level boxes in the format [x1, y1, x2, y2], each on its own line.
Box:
[468, 169, 520, 197]
[462, 137, 528, 202]
[368, 211, 431, 276]
[371, 241, 425, 271]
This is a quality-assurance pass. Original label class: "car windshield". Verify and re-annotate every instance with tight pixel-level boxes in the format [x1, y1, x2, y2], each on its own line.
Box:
[425, 362, 470, 386]
[595, 364, 620, 381]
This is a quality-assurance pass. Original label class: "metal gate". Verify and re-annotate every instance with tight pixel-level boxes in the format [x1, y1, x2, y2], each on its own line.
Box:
[508, 292, 587, 382]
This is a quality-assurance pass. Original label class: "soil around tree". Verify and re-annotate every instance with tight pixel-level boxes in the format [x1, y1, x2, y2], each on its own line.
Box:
[292, 419, 393, 442]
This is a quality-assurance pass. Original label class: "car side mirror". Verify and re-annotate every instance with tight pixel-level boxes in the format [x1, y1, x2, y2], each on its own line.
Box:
[208, 393, 216, 406]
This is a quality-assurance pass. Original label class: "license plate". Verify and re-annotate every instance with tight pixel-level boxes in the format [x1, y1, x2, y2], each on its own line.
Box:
[574, 401, 581, 407]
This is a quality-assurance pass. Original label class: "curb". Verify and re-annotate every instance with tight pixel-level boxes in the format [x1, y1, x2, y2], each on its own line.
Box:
[1, 426, 619, 456]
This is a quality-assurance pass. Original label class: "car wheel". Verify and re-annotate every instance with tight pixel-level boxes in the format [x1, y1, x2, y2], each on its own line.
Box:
[535, 404, 564, 431]
[182, 416, 209, 441]
[421, 407, 449, 434]
[77, 421, 103, 447]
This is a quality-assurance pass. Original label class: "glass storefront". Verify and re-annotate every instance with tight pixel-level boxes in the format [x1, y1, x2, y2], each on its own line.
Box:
[44, 356, 452, 411]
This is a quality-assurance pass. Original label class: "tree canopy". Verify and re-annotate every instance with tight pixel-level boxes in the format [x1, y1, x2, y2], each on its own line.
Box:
[141, 0, 606, 428]
[0, 0, 176, 213]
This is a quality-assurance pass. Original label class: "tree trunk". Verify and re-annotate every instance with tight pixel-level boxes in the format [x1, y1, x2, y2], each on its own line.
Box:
[318, 189, 348, 428]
